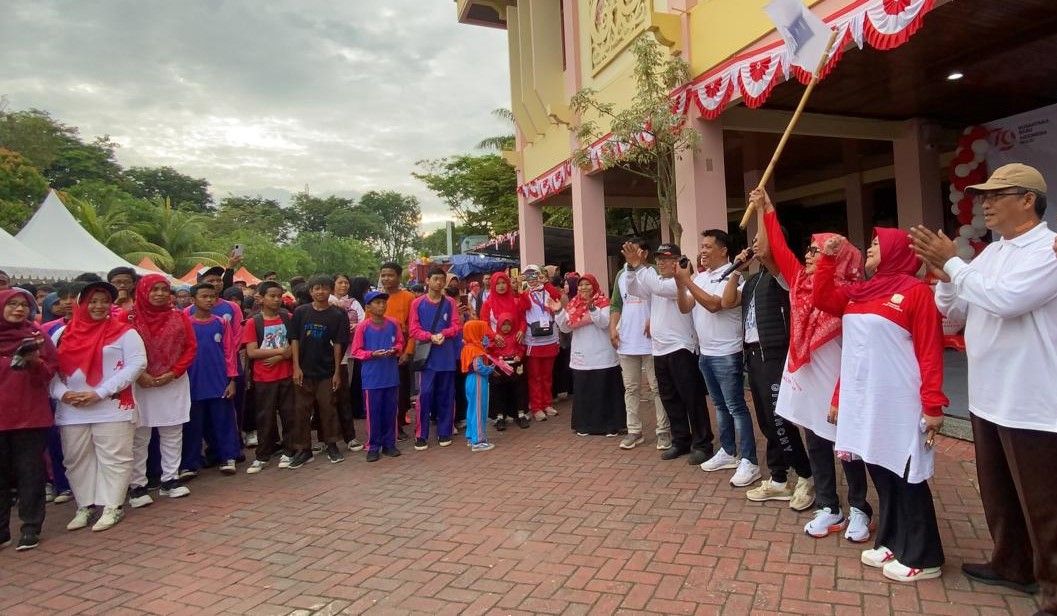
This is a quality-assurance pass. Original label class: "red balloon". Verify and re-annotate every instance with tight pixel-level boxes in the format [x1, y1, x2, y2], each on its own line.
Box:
[955, 148, 974, 165]
[967, 126, 989, 141]
[957, 212, 972, 225]
[958, 198, 973, 212]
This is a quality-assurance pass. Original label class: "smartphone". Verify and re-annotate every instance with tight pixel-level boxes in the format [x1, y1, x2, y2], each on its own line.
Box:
[14, 337, 40, 356]
[232, 244, 244, 258]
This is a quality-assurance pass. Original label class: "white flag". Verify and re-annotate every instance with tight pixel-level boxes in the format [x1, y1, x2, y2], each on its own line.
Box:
[764, 0, 833, 75]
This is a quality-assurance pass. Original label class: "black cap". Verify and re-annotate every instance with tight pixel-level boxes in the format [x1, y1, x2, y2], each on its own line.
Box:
[79, 281, 118, 302]
[197, 265, 225, 280]
[655, 243, 680, 257]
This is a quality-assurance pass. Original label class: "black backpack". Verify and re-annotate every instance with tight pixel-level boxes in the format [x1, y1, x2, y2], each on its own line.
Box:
[249, 309, 292, 386]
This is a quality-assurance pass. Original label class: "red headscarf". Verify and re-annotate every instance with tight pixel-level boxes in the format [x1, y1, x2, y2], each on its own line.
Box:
[788, 234, 862, 372]
[461, 320, 495, 373]
[130, 274, 189, 377]
[564, 274, 609, 328]
[58, 285, 132, 388]
[491, 312, 524, 358]
[0, 289, 41, 356]
[843, 227, 923, 303]
[482, 272, 519, 322]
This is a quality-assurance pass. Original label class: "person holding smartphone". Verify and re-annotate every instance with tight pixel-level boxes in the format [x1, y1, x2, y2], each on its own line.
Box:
[350, 291, 404, 462]
[0, 288, 59, 551]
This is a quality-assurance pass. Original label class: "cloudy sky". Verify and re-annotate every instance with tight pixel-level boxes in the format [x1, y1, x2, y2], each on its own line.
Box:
[0, 1, 511, 228]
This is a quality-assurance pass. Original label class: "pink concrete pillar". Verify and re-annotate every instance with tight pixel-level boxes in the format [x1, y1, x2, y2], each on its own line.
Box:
[570, 166, 609, 294]
[893, 119, 943, 230]
[517, 178, 545, 267]
[675, 114, 728, 253]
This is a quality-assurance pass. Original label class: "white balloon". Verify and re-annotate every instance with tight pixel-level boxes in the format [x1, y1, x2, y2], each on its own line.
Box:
[972, 215, 985, 229]
[951, 204, 961, 215]
[955, 164, 970, 177]
[955, 235, 970, 248]
[949, 190, 963, 204]
[971, 139, 989, 155]
[972, 203, 984, 215]
[957, 245, 976, 261]
[959, 225, 976, 239]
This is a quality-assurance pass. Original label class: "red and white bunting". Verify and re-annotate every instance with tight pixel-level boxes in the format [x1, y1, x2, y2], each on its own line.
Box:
[517, 0, 937, 202]
[517, 161, 572, 202]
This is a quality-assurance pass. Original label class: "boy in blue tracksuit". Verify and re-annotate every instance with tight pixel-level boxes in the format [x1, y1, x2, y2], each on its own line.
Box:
[182, 284, 241, 477]
[408, 267, 462, 450]
[350, 291, 404, 462]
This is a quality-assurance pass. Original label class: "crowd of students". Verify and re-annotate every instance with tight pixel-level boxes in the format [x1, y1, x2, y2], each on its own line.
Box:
[1, 163, 1055, 615]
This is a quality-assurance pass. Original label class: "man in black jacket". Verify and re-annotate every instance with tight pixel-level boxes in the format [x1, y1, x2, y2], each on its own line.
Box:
[720, 235, 814, 511]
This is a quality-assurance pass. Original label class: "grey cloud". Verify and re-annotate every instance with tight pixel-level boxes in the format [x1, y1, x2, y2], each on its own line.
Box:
[0, 0, 512, 228]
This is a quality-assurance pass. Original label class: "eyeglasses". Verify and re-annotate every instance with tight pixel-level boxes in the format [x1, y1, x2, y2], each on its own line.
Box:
[805, 246, 821, 256]
[972, 190, 1027, 206]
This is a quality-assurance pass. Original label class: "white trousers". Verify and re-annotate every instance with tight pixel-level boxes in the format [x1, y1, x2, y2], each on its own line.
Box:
[131, 424, 183, 487]
[619, 354, 669, 436]
[61, 421, 135, 508]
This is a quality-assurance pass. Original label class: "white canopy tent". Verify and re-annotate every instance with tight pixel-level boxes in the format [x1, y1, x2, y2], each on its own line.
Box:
[0, 226, 81, 281]
[16, 190, 152, 278]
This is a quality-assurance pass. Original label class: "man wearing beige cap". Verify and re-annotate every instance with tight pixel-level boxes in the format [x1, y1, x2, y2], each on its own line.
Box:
[910, 163, 1057, 614]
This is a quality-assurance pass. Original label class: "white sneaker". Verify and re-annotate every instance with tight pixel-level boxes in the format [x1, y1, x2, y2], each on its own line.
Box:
[882, 559, 942, 582]
[277, 454, 292, 469]
[67, 507, 93, 531]
[730, 459, 761, 487]
[804, 507, 845, 538]
[544, 406, 559, 417]
[219, 460, 237, 474]
[470, 442, 495, 452]
[789, 477, 816, 511]
[244, 431, 258, 447]
[91, 506, 124, 532]
[861, 545, 896, 568]
[533, 410, 547, 422]
[844, 507, 871, 543]
[246, 460, 267, 474]
[128, 488, 153, 509]
[745, 479, 792, 502]
[655, 433, 672, 450]
[700, 449, 739, 472]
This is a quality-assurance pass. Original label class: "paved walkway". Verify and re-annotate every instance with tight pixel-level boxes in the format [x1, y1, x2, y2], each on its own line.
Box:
[0, 400, 1042, 615]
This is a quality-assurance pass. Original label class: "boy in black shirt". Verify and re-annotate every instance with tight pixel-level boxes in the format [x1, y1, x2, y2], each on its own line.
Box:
[289, 275, 350, 466]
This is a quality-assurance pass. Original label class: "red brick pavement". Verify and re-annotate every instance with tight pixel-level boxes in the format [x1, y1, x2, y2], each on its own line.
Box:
[0, 400, 1041, 615]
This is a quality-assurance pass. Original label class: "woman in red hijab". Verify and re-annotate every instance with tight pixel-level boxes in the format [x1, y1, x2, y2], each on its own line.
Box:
[554, 274, 626, 437]
[813, 228, 948, 583]
[50, 281, 147, 533]
[480, 272, 531, 428]
[0, 288, 59, 551]
[128, 274, 197, 508]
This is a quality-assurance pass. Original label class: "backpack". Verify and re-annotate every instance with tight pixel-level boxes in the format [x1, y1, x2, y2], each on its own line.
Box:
[249, 309, 291, 386]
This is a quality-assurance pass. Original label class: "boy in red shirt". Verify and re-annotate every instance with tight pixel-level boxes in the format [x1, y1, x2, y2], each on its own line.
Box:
[242, 281, 294, 473]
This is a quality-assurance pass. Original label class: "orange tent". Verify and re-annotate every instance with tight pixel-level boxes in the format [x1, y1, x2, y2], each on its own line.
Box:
[233, 266, 261, 286]
[137, 256, 167, 273]
[178, 263, 203, 285]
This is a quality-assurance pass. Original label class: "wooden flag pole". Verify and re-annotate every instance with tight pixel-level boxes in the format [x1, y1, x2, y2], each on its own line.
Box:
[739, 28, 840, 229]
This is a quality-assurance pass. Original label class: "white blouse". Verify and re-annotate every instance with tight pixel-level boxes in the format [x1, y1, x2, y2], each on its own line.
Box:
[50, 329, 147, 426]
[555, 306, 619, 370]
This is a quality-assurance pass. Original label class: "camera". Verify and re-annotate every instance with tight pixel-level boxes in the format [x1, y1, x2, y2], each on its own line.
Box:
[678, 256, 690, 269]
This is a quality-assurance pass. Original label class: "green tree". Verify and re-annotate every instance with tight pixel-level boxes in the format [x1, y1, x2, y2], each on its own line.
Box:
[476, 108, 516, 152]
[289, 192, 355, 235]
[213, 195, 294, 243]
[357, 190, 421, 263]
[417, 227, 450, 257]
[414, 154, 519, 234]
[292, 232, 379, 276]
[0, 108, 66, 171]
[570, 36, 697, 240]
[0, 148, 48, 233]
[62, 191, 155, 259]
[131, 198, 227, 273]
[124, 166, 214, 213]
[212, 229, 313, 280]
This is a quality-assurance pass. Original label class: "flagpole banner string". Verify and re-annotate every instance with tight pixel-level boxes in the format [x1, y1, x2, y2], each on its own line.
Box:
[516, 0, 937, 203]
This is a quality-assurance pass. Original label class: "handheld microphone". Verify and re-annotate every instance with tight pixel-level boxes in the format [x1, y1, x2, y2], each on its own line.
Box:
[718, 248, 755, 280]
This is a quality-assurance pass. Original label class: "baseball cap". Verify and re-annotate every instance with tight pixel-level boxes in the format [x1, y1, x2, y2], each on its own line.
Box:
[364, 290, 389, 304]
[79, 281, 119, 302]
[966, 163, 1047, 194]
[655, 243, 680, 257]
[197, 265, 225, 280]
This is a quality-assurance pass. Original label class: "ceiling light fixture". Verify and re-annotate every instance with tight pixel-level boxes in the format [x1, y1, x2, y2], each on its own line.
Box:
[947, 71, 964, 81]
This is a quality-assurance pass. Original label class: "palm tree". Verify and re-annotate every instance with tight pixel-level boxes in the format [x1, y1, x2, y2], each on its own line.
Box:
[63, 192, 158, 260]
[131, 198, 226, 273]
[476, 108, 516, 151]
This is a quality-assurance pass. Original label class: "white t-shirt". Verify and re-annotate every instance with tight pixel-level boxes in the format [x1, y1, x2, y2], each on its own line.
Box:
[625, 266, 697, 357]
[613, 269, 652, 356]
[690, 268, 745, 357]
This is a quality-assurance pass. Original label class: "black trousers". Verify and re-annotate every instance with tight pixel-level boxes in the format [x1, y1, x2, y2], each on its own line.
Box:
[490, 369, 526, 418]
[971, 413, 1057, 612]
[745, 344, 811, 483]
[805, 428, 872, 516]
[253, 380, 294, 461]
[335, 366, 358, 443]
[0, 428, 47, 538]
[867, 462, 943, 569]
[454, 371, 467, 423]
[653, 349, 713, 454]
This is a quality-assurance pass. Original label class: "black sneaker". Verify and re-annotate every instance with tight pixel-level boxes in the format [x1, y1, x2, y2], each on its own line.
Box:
[660, 447, 689, 461]
[128, 486, 153, 509]
[325, 443, 345, 464]
[382, 446, 401, 457]
[516, 415, 530, 429]
[15, 532, 39, 552]
[288, 450, 313, 469]
[686, 449, 711, 466]
[397, 428, 409, 442]
[495, 418, 507, 432]
[0, 533, 10, 549]
[414, 438, 428, 451]
[146, 477, 162, 491]
[366, 450, 381, 463]
[439, 439, 453, 447]
[961, 563, 1039, 594]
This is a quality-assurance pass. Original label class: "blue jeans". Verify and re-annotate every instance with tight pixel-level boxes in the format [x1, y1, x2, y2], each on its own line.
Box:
[698, 352, 757, 464]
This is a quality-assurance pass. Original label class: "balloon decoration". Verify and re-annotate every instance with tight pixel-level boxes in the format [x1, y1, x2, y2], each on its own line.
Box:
[948, 126, 990, 261]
